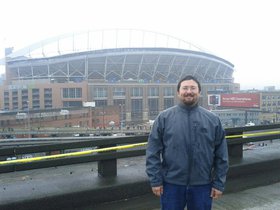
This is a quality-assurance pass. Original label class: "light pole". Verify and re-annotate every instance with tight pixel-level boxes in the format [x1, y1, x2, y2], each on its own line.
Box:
[27, 101, 31, 138]
[102, 106, 105, 129]
[119, 104, 123, 134]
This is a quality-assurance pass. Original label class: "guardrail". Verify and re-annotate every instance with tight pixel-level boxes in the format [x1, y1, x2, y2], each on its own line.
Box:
[0, 128, 151, 137]
[226, 123, 280, 158]
[0, 135, 147, 176]
[0, 124, 279, 176]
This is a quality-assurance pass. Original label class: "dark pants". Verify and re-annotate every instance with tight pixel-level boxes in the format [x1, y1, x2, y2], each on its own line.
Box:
[160, 182, 213, 210]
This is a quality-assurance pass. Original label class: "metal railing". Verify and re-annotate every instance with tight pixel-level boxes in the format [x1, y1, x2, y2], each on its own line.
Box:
[0, 124, 279, 176]
[226, 123, 280, 158]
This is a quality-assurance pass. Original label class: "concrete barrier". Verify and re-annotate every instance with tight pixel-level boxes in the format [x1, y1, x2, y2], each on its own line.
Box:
[1, 141, 280, 210]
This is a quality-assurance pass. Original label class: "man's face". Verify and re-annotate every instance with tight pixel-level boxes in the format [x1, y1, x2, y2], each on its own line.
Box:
[177, 80, 200, 106]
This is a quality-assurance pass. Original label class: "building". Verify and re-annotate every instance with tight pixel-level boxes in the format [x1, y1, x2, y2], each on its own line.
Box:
[260, 90, 280, 124]
[211, 109, 260, 128]
[0, 29, 239, 128]
[0, 106, 120, 138]
[210, 91, 280, 126]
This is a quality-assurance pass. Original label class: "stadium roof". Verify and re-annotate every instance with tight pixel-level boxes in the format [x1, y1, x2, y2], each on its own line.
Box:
[3, 29, 234, 83]
[2, 29, 220, 61]
[6, 47, 234, 83]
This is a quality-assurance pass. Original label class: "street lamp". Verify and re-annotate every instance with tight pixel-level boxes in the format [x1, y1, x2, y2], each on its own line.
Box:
[27, 101, 31, 138]
[119, 104, 124, 134]
[102, 106, 105, 129]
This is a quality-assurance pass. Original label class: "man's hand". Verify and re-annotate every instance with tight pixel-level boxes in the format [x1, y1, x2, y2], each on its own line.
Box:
[211, 188, 223, 199]
[152, 185, 163, 197]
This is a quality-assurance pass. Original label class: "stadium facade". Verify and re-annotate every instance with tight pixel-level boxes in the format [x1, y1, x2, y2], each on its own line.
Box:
[0, 29, 240, 127]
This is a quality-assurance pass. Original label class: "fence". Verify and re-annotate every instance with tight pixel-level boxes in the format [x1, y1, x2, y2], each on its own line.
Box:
[0, 124, 279, 176]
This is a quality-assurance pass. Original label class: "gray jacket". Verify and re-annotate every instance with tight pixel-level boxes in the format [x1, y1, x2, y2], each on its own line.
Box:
[146, 103, 229, 192]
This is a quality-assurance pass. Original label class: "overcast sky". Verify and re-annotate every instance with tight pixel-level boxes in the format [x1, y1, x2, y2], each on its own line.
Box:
[0, 0, 279, 89]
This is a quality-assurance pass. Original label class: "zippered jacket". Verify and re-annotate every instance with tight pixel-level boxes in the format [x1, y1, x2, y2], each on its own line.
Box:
[146, 103, 229, 192]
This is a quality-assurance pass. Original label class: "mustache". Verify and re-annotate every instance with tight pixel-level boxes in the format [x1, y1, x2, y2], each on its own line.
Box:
[184, 93, 195, 97]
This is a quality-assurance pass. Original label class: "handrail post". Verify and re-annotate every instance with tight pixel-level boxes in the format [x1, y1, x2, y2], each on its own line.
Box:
[98, 144, 117, 177]
[227, 131, 243, 159]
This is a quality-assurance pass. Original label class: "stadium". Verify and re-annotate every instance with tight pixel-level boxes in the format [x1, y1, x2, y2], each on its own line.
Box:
[1, 29, 239, 127]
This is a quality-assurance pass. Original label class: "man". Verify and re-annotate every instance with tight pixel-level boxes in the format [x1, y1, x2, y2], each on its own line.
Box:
[146, 75, 229, 210]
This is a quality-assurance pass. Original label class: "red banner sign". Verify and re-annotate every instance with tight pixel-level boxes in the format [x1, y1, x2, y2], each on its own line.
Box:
[220, 93, 260, 108]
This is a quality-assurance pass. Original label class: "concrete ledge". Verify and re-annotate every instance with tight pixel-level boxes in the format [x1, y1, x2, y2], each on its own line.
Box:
[1, 142, 280, 210]
[0, 157, 150, 210]
[1, 180, 152, 210]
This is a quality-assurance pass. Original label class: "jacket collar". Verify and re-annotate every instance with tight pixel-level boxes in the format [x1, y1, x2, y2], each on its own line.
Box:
[178, 102, 199, 111]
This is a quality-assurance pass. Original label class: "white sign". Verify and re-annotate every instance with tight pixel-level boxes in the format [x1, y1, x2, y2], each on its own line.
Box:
[83, 102, 95, 107]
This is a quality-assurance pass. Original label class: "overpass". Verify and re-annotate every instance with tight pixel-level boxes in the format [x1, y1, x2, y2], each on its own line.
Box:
[0, 124, 280, 209]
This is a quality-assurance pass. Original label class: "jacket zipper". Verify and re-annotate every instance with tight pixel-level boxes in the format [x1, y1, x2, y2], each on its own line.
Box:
[186, 110, 193, 186]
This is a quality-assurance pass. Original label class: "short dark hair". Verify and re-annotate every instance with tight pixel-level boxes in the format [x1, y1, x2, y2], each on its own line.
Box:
[177, 75, 201, 92]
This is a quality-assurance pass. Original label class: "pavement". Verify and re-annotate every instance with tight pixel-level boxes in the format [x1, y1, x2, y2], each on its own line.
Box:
[88, 182, 280, 210]
[214, 182, 280, 210]
[1, 140, 280, 210]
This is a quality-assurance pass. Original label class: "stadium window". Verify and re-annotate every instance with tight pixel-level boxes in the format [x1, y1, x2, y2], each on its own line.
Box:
[164, 98, 174, 109]
[131, 99, 143, 121]
[93, 87, 108, 98]
[131, 87, 143, 97]
[163, 87, 175, 96]
[113, 87, 125, 96]
[62, 88, 82, 98]
[148, 87, 159, 97]
[148, 98, 159, 118]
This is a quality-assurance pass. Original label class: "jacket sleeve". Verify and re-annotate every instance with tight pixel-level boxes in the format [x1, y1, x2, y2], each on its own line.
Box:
[212, 119, 229, 192]
[145, 115, 164, 187]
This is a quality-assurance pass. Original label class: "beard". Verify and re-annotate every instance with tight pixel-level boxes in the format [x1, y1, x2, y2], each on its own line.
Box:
[181, 94, 198, 106]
